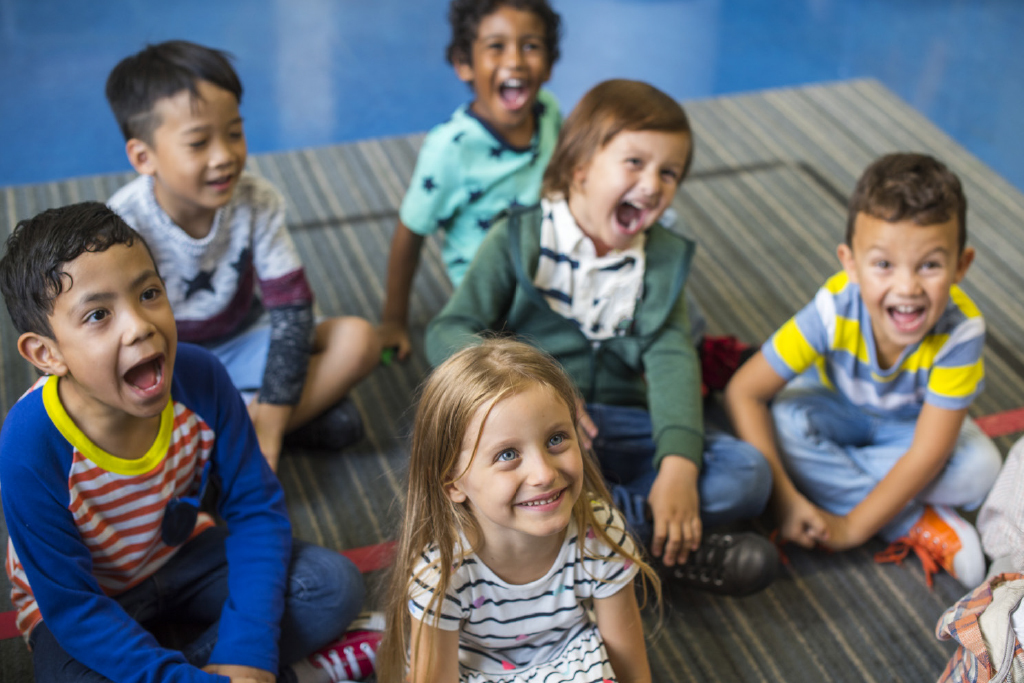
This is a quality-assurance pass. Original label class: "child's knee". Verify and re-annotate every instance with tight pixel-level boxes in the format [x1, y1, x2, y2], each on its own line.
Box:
[320, 316, 380, 372]
[288, 542, 366, 617]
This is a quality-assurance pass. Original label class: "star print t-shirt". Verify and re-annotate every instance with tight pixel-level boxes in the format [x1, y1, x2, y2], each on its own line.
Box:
[407, 503, 637, 681]
[108, 173, 313, 343]
[399, 89, 561, 288]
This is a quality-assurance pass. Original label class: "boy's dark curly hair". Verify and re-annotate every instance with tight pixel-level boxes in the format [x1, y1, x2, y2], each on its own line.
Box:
[846, 153, 967, 254]
[106, 40, 243, 144]
[0, 202, 152, 338]
[446, 0, 562, 67]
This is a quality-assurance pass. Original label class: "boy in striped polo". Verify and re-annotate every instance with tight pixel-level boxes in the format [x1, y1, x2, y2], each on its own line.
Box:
[726, 153, 1002, 588]
[0, 203, 364, 683]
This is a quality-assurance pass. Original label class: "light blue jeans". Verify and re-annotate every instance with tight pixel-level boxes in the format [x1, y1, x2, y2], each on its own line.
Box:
[29, 526, 365, 682]
[771, 375, 1002, 541]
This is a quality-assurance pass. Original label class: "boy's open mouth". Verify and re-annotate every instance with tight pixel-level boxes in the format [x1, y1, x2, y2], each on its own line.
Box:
[615, 201, 648, 235]
[887, 303, 927, 333]
[124, 355, 165, 393]
[499, 78, 530, 110]
[207, 174, 234, 191]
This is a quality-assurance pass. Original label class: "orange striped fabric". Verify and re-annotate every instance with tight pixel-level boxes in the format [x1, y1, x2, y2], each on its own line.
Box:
[5, 401, 216, 641]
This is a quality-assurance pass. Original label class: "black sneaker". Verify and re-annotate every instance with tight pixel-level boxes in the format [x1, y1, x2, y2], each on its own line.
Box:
[285, 397, 365, 451]
[670, 532, 778, 596]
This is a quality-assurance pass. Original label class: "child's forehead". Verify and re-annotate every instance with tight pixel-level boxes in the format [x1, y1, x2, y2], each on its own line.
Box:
[151, 81, 239, 124]
[58, 242, 157, 293]
[852, 211, 960, 251]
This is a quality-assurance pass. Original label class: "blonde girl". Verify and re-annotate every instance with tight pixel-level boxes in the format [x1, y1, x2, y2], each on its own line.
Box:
[380, 338, 659, 683]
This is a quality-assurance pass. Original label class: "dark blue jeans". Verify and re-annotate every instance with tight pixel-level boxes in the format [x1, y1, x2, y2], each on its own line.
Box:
[29, 526, 365, 682]
[587, 403, 771, 546]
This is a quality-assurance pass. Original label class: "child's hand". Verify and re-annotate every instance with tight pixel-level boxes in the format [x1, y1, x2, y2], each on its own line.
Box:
[776, 493, 829, 548]
[203, 664, 275, 683]
[377, 321, 412, 362]
[818, 511, 863, 551]
[575, 399, 598, 453]
[648, 455, 701, 566]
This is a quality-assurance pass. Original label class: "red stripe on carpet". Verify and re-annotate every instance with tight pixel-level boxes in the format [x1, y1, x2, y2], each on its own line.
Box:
[0, 610, 17, 641]
[0, 540, 398, 641]
[976, 407, 1024, 439]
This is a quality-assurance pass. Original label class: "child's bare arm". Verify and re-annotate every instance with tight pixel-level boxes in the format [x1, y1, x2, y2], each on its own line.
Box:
[409, 617, 461, 683]
[594, 585, 651, 683]
[824, 403, 969, 550]
[380, 221, 425, 362]
[725, 351, 828, 547]
[203, 664, 274, 683]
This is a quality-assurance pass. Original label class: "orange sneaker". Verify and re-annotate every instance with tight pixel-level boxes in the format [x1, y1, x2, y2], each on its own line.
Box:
[874, 505, 984, 588]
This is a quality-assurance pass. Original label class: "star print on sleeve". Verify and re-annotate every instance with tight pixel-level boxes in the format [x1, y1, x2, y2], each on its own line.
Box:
[452, 132, 465, 143]
[508, 198, 522, 211]
[183, 268, 216, 300]
[437, 215, 455, 230]
[468, 189, 484, 203]
[477, 218, 491, 230]
[489, 146, 504, 158]
[423, 177, 437, 192]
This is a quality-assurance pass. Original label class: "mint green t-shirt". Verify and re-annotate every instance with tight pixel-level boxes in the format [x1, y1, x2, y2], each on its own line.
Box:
[399, 89, 561, 287]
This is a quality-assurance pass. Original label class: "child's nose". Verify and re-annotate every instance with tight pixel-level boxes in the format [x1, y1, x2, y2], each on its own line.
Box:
[124, 307, 156, 344]
[527, 451, 559, 486]
[208, 136, 236, 167]
[895, 268, 923, 295]
[504, 44, 524, 69]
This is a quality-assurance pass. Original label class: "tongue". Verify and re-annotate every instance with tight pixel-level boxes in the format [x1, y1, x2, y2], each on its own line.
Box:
[500, 86, 526, 107]
[615, 203, 641, 230]
[125, 360, 159, 390]
[891, 309, 923, 331]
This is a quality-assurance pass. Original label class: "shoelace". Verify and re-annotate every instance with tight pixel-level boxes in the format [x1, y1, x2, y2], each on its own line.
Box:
[672, 534, 731, 586]
[314, 647, 363, 682]
[875, 538, 941, 588]
[359, 641, 377, 669]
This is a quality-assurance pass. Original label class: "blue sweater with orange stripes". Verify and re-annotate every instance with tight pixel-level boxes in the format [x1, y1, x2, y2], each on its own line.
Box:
[0, 343, 291, 683]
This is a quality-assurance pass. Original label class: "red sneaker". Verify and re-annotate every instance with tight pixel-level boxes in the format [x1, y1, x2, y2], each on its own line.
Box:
[309, 629, 381, 682]
[875, 505, 984, 588]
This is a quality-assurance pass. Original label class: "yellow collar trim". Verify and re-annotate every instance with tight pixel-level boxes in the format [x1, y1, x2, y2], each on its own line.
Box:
[41, 375, 173, 476]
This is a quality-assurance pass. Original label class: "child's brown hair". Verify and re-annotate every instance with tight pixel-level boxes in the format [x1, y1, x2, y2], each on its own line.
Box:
[542, 79, 694, 198]
[846, 152, 967, 253]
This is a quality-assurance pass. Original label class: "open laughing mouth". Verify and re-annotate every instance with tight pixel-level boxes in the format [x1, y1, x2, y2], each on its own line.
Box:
[124, 354, 165, 395]
[615, 200, 649, 235]
[499, 78, 530, 111]
[888, 303, 927, 333]
[207, 174, 234, 192]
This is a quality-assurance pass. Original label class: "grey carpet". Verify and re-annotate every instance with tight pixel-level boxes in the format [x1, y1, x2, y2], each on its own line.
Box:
[2, 79, 1024, 681]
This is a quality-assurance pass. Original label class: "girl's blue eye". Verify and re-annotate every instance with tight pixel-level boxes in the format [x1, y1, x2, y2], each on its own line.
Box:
[496, 449, 517, 462]
[548, 433, 565, 447]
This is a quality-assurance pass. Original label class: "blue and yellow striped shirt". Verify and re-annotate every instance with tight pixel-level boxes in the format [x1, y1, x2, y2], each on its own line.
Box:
[762, 271, 985, 418]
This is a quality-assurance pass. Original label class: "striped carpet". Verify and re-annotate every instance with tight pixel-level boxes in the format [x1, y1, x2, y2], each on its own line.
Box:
[3, 78, 1024, 682]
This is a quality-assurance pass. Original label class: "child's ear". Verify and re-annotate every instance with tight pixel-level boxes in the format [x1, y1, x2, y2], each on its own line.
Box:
[444, 480, 468, 504]
[836, 243, 858, 284]
[954, 246, 976, 283]
[17, 332, 68, 377]
[453, 53, 474, 83]
[125, 138, 157, 176]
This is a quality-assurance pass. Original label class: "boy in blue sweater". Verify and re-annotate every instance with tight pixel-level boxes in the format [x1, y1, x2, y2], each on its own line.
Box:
[0, 203, 363, 683]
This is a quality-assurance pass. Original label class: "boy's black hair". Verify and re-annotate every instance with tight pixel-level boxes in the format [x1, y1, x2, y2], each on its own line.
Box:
[0, 202, 153, 338]
[106, 40, 243, 144]
[846, 152, 967, 254]
[446, 0, 562, 67]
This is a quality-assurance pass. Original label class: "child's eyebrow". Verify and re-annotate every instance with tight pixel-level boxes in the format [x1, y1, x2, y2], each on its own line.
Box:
[478, 30, 544, 41]
[73, 269, 161, 308]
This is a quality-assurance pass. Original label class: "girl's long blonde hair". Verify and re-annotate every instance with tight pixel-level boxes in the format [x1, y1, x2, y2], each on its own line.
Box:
[379, 337, 660, 683]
